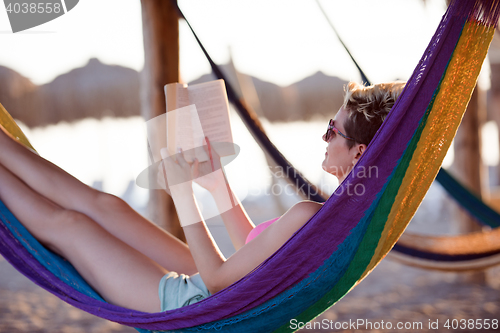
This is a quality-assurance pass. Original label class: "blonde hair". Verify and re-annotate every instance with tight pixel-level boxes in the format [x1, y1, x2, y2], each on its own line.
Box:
[342, 81, 406, 148]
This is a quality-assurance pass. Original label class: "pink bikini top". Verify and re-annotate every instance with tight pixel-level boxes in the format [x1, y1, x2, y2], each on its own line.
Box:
[245, 216, 280, 244]
[245, 203, 325, 244]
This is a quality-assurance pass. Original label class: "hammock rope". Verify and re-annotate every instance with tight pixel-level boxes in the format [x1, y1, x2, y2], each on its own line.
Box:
[1, 0, 499, 331]
[314, 0, 371, 85]
[173, 0, 326, 203]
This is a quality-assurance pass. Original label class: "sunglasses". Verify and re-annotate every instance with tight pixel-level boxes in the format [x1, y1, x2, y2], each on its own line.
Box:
[323, 119, 355, 142]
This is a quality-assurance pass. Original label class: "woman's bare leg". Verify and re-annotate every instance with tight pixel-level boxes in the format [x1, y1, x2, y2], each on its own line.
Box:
[0, 163, 167, 312]
[0, 125, 100, 215]
[84, 194, 197, 274]
[0, 124, 197, 274]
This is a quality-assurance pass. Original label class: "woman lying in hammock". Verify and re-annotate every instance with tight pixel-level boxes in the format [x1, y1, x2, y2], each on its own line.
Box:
[0, 81, 404, 313]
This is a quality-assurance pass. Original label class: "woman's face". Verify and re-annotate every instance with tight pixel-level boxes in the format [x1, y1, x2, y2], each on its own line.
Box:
[322, 107, 366, 182]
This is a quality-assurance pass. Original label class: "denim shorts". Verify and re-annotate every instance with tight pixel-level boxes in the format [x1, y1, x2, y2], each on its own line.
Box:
[158, 272, 211, 311]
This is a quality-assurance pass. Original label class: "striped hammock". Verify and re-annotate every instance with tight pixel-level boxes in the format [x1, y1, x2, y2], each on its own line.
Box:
[312, 0, 500, 271]
[182, 0, 500, 272]
[0, 0, 499, 331]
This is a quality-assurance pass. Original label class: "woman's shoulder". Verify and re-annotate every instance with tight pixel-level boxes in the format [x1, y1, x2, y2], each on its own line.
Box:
[219, 200, 324, 288]
[268, 201, 323, 235]
[291, 200, 324, 217]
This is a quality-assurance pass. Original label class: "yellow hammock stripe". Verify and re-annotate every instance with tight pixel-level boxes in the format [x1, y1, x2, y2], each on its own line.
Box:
[0, 102, 36, 152]
[361, 21, 496, 281]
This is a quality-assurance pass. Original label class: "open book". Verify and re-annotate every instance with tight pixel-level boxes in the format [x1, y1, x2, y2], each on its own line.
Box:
[164, 79, 235, 163]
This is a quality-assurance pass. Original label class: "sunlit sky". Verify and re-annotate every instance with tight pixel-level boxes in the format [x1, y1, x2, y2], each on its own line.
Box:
[0, 0, 447, 87]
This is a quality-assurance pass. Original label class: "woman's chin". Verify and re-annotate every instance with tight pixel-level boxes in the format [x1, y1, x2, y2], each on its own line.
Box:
[322, 163, 331, 174]
[322, 165, 338, 178]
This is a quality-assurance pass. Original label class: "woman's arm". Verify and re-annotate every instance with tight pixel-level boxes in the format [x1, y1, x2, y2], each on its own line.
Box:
[191, 138, 255, 250]
[170, 190, 225, 286]
[160, 139, 255, 250]
[209, 175, 255, 250]
[173, 187, 322, 294]
[164, 147, 323, 294]
[214, 200, 321, 292]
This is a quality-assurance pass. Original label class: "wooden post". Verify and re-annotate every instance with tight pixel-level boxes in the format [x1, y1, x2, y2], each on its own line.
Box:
[451, 86, 486, 283]
[140, 0, 186, 242]
[490, 61, 500, 186]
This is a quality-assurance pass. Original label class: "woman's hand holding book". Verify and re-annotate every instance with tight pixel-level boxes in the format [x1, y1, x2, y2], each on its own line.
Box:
[192, 137, 229, 194]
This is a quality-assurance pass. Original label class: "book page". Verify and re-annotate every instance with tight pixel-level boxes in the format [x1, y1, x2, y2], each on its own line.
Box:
[165, 83, 190, 157]
[166, 104, 198, 163]
[187, 79, 235, 157]
[165, 83, 190, 111]
[190, 108, 210, 163]
[179, 104, 208, 163]
[165, 104, 209, 163]
[145, 113, 166, 163]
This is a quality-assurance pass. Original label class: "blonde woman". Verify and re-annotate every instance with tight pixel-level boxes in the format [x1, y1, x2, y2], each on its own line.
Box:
[0, 81, 405, 313]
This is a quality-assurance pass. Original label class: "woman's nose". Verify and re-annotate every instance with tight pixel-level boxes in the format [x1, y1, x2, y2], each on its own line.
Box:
[322, 133, 328, 142]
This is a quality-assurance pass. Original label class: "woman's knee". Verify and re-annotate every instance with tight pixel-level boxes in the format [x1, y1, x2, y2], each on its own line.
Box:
[57, 209, 100, 235]
[91, 192, 130, 217]
[44, 209, 96, 254]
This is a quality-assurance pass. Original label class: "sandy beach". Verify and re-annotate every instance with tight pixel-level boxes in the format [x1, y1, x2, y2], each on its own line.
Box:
[1, 253, 499, 332]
